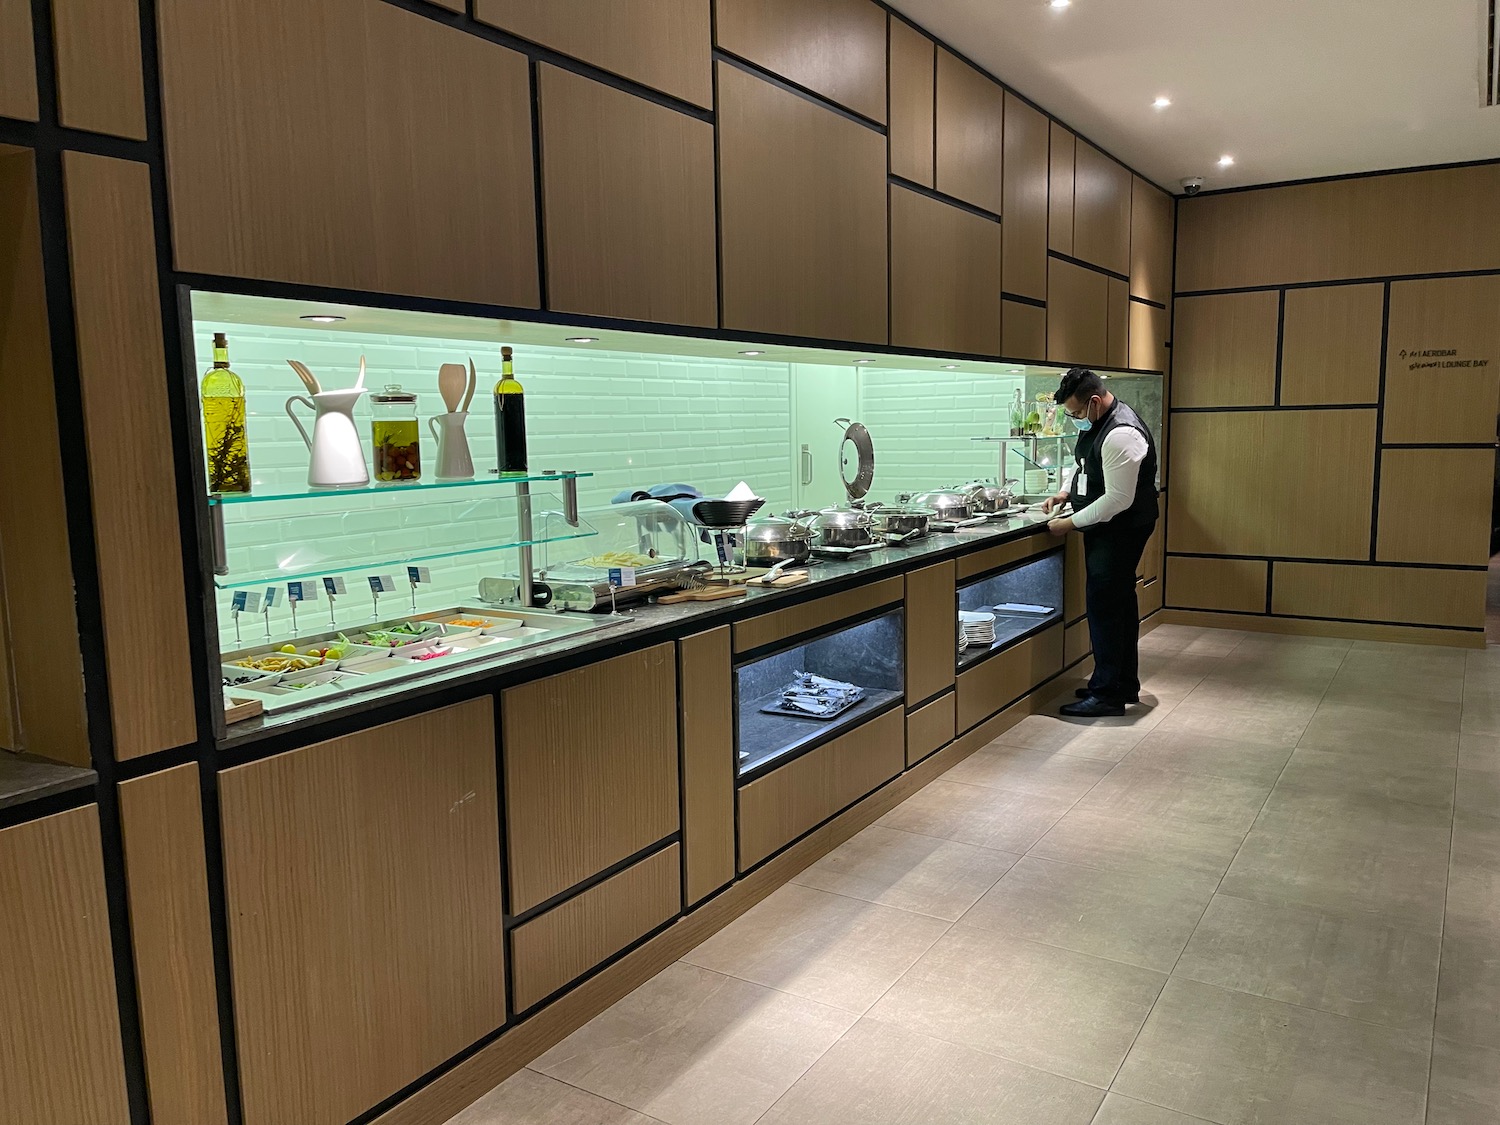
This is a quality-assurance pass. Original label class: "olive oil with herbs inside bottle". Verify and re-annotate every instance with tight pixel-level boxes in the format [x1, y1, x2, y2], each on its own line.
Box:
[493, 345, 528, 475]
[202, 332, 251, 493]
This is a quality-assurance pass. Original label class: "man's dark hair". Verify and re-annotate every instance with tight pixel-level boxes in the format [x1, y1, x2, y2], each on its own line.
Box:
[1054, 367, 1106, 405]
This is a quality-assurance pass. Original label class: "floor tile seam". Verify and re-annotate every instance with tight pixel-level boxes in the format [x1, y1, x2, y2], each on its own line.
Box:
[1021, 806, 1238, 890]
[518, 1067, 657, 1121]
[1095, 1092, 1226, 1125]
[1191, 878, 1446, 939]
[864, 822, 1027, 863]
[856, 1010, 1116, 1094]
[950, 900, 1199, 978]
[977, 849, 1220, 907]
[1424, 758, 1461, 1125]
[679, 920, 955, 1018]
[780, 874, 982, 924]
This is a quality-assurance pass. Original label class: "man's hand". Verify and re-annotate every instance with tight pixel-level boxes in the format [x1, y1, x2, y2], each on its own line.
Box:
[1040, 491, 1069, 515]
[1047, 516, 1074, 537]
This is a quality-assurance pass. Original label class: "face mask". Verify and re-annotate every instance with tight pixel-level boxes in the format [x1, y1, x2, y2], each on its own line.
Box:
[1072, 398, 1095, 431]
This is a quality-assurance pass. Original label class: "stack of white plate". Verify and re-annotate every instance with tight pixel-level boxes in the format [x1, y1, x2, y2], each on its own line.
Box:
[958, 610, 996, 650]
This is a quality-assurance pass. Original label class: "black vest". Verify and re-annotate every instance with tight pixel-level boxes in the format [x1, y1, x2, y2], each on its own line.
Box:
[1072, 398, 1159, 529]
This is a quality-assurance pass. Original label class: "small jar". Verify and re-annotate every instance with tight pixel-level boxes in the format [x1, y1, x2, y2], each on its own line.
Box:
[371, 385, 421, 482]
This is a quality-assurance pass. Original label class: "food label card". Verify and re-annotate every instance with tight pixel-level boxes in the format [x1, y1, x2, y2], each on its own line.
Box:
[608, 566, 637, 587]
[407, 566, 432, 584]
[231, 590, 263, 613]
[322, 576, 347, 596]
[286, 581, 319, 603]
[262, 586, 282, 607]
[368, 575, 397, 593]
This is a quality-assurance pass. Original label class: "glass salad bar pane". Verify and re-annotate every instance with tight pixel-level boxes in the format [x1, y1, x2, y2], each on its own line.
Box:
[207, 470, 592, 505]
[735, 609, 904, 779]
[956, 549, 1064, 670]
[213, 489, 596, 589]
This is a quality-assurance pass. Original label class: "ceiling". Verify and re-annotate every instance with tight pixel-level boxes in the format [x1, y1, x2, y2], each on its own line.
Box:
[892, 0, 1500, 192]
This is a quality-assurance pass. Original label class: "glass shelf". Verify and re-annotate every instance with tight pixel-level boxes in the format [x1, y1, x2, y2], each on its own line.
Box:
[208, 470, 592, 506]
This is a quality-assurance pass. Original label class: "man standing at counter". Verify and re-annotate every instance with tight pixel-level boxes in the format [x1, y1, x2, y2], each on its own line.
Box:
[1042, 369, 1159, 717]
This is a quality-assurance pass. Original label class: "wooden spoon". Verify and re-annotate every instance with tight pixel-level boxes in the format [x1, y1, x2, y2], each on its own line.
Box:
[438, 363, 466, 413]
[461, 357, 478, 413]
[286, 359, 321, 396]
[355, 355, 367, 392]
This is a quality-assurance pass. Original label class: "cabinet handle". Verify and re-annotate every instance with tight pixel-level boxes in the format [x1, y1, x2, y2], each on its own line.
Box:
[801, 445, 813, 486]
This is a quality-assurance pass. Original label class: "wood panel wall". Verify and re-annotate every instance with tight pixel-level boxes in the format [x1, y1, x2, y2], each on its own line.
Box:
[889, 17, 935, 186]
[1171, 162, 1500, 641]
[63, 152, 199, 759]
[51, 0, 147, 139]
[718, 60, 888, 344]
[934, 49, 1003, 215]
[538, 65, 717, 327]
[1002, 94, 1049, 302]
[158, 0, 539, 307]
[118, 765, 229, 1125]
[476, 0, 712, 107]
[678, 628, 734, 906]
[0, 0, 38, 121]
[0, 149, 88, 764]
[716, 0, 887, 122]
[220, 700, 505, 1125]
[890, 184, 1002, 355]
[0, 807, 131, 1125]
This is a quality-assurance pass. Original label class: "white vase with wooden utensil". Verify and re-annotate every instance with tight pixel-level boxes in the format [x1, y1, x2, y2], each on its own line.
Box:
[429, 358, 477, 480]
[285, 357, 370, 489]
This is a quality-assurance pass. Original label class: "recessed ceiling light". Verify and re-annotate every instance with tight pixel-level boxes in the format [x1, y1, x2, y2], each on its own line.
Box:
[565, 336, 599, 343]
[1217, 154, 1235, 167]
[1049, 0, 1071, 8]
[299, 314, 345, 323]
[941, 364, 959, 369]
[853, 359, 873, 365]
[1152, 96, 1171, 109]
[738, 349, 765, 356]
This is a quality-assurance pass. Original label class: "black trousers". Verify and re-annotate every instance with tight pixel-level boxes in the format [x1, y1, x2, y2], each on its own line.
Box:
[1083, 520, 1156, 703]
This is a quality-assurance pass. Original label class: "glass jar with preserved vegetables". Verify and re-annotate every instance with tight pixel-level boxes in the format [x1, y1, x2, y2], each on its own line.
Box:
[371, 384, 421, 482]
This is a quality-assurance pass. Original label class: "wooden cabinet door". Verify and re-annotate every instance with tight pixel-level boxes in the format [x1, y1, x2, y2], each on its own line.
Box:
[888, 16, 935, 186]
[716, 0, 886, 122]
[539, 65, 717, 327]
[0, 0, 37, 121]
[0, 807, 131, 1125]
[1002, 93, 1049, 301]
[905, 561, 957, 705]
[1130, 176, 1174, 305]
[1047, 258, 1108, 366]
[935, 49, 1003, 215]
[718, 61, 888, 344]
[158, 0, 538, 307]
[679, 628, 734, 906]
[1073, 141, 1131, 277]
[1048, 122, 1075, 254]
[219, 700, 505, 1125]
[1107, 276, 1131, 368]
[890, 184, 1002, 356]
[504, 644, 680, 913]
[956, 623, 1064, 733]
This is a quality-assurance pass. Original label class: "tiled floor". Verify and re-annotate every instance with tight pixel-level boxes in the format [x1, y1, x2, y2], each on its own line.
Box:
[448, 625, 1500, 1125]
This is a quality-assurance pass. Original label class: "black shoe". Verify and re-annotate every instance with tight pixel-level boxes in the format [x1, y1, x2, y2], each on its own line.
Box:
[1060, 696, 1126, 718]
[1074, 687, 1139, 703]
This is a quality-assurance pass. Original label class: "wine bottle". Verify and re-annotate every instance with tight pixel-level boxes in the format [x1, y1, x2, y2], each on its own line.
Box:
[202, 332, 251, 493]
[493, 345, 528, 475]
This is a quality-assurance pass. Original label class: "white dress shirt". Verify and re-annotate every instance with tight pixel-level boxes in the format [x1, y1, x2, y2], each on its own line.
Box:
[1064, 426, 1149, 529]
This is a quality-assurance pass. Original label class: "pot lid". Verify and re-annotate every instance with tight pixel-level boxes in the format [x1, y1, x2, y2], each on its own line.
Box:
[911, 489, 971, 506]
[836, 418, 875, 501]
[747, 516, 813, 542]
[813, 507, 874, 529]
[371, 383, 417, 404]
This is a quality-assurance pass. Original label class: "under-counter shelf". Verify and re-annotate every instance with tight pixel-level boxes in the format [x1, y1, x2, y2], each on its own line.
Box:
[956, 548, 1064, 670]
[735, 608, 904, 781]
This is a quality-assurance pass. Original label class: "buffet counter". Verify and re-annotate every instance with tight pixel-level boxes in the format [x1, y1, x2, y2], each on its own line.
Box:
[223, 512, 1064, 747]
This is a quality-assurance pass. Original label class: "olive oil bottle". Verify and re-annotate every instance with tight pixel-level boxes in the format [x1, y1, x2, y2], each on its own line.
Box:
[202, 332, 251, 493]
[493, 345, 528, 476]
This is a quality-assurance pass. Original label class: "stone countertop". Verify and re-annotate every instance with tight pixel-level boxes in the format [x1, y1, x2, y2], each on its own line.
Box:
[0, 752, 97, 812]
[222, 513, 1060, 750]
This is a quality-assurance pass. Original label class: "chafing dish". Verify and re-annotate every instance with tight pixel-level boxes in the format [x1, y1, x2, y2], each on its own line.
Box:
[799, 507, 876, 549]
[864, 504, 934, 542]
[745, 515, 814, 566]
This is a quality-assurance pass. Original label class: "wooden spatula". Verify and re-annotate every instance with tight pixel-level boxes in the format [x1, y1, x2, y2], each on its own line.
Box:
[438, 363, 467, 414]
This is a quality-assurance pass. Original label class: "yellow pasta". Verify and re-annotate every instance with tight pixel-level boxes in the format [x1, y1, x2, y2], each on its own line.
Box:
[577, 551, 655, 568]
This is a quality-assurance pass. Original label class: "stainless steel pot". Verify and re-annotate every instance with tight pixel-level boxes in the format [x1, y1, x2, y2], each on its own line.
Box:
[744, 516, 814, 565]
[802, 507, 875, 549]
[909, 490, 974, 522]
[961, 481, 1017, 514]
[865, 504, 933, 540]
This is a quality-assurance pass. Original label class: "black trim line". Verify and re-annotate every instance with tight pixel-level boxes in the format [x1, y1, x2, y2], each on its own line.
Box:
[1370, 283, 1391, 560]
[1177, 265, 1500, 299]
[906, 685, 955, 712]
[714, 50, 887, 135]
[1265, 561, 1274, 616]
[1272, 289, 1286, 406]
[1163, 606, 1484, 634]
[0, 781, 97, 830]
[1382, 442, 1499, 450]
[1180, 155, 1500, 200]
[1128, 294, 1167, 310]
[1002, 291, 1047, 309]
[1165, 550, 1487, 573]
[1048, 249, 1129, 284]
[889, 174, 1001, 223]
[529, 57, 550, 312]
[1170, 404, 1377, 414]
[504, 833, 681, 929]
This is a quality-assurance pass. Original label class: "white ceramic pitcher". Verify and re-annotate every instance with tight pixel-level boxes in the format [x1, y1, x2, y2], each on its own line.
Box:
[286, 388, 370, 489]
[428, 412, 476, 481]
